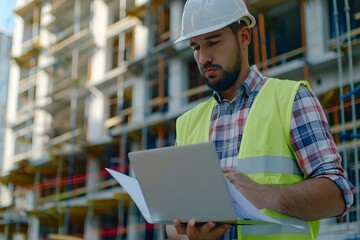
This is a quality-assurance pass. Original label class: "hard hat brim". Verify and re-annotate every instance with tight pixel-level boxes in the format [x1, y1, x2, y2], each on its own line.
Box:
[174, 13, 256, 44]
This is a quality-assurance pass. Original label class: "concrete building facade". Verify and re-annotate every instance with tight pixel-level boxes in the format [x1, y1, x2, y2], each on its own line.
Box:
[0, 29, 12, 211]
[0, 0, 359, 239]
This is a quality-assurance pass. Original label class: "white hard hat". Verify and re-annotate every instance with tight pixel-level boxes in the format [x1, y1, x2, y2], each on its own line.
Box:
[174, 0, 256, 44]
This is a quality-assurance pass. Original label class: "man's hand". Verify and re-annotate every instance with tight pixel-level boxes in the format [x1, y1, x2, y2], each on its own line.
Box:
[172, 219, 230, 240]
[223, 168, 269, 209]
[223, 168, 345, 221]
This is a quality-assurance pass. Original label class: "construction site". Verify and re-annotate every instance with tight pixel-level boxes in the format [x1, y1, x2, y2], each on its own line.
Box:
[0, 0, 359, 239]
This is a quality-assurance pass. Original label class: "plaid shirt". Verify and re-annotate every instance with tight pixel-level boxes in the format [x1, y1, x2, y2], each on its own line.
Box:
[210, 66, 355, 239]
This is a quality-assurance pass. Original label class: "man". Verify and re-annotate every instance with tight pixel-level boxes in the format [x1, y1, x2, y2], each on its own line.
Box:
[166, 0, 355, 239]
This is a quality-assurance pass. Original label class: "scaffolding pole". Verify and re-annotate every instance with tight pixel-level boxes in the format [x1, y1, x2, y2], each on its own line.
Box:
[139, 1, 152, 238]
[332, 0, 351, 235]
[63, 88, 78, 235]
[344, 0, 360, 232]
[299, 0, 309, 81]
[258, 11, 268, 71]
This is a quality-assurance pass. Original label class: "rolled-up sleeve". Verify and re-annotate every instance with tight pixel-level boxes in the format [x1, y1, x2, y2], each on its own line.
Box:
[290, 85, 355, 215]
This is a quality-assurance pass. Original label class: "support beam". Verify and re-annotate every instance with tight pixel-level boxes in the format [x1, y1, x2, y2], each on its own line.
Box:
[258, 11, 268, 71]
[299, 0, 309, 81]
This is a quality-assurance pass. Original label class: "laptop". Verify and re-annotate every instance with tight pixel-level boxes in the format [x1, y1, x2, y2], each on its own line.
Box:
[108, 142, 302, 227]
[128, 142, 237, 224]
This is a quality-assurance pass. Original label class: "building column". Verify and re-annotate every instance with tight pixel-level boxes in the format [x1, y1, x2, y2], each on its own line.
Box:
[170, 0, 183, 42]
[90, 0, 107, 81]
[304, 0, 328, 61]
[84, 206, 101, 240]
[86, 154, 100, 196]
[27, 217, 39, 240]
[126, 202, 140, 240]
[168, 58, 184, 111]
[132, 77, 145, 123]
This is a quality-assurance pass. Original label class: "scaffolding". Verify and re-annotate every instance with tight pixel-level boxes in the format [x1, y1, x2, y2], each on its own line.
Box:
[332, 0, 360, 237]
[1, 0, 360, 239]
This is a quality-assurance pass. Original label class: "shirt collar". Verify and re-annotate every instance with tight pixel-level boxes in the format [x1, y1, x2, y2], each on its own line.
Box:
[213, 65, 264, 103]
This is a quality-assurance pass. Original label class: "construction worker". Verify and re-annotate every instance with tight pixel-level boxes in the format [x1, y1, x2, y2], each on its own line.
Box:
[166, 0, 355, 239]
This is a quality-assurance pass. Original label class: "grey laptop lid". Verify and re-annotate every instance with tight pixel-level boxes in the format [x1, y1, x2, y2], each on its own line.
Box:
[129, 142, 236, 224]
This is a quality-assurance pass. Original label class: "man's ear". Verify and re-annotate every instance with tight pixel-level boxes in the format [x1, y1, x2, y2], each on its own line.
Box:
[238, 26, 251, 47]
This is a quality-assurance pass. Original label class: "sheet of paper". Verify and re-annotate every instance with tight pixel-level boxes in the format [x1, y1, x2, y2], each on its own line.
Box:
[225, 178, 305, 228]
[106, 168, 153, 223]
[225, 178, 282, 223]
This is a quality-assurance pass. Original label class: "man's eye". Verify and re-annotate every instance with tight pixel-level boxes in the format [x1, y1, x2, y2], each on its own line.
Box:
[209, 41, 220, 45]
[192, 46, 199, 51]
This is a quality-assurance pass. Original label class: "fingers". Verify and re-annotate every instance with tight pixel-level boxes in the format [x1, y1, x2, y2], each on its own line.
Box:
[177, 219, 231, 240]
[186, 219, 216, 236]
[224, 169, 247, 182]
[222, 167, 235, 174]
[173, 219, 187, 235]
[210, 223, 231, 237]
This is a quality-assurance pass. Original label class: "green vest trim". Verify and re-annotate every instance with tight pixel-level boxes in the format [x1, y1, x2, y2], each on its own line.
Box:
[175, 78, 319, 239]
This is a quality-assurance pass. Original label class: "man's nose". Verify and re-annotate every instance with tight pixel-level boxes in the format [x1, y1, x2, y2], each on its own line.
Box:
[198, 48, 213, 65]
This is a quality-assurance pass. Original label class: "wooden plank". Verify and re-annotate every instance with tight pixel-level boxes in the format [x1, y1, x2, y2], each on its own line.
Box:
[354, 12, 360, 20]
[48, 234, 83, 240]
[331, 119, 360, 134]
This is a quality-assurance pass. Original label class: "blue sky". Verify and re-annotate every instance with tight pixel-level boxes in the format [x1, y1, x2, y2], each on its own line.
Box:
[0, 0, 16, 33]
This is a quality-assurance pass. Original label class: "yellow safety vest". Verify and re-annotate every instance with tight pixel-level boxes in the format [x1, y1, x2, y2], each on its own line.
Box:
[176, 78, 320, 240]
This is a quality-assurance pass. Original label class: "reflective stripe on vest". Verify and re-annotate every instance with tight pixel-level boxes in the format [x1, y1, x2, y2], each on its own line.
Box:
[241, 218, 310, 236]
[237, 156, 303, 176]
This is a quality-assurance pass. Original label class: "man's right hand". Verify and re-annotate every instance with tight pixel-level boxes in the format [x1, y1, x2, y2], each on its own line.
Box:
[169, 218, 230, 240]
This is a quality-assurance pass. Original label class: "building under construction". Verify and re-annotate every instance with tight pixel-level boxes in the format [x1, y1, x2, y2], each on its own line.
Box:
[0, 29, 12, 216]
[0, 0, 359, 239]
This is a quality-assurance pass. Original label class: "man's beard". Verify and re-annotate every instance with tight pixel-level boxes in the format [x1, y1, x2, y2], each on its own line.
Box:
[200, 53, 242, 93]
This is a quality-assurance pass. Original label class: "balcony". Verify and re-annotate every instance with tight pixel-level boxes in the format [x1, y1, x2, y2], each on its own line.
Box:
[48, 128, 84, 156]
[12, 37, 42, 68]
[1, 160, 34, 186]
[27, 208, 59, 226]
[43, 58, 89, 114]
[46, 0, 93, 56]
[51, 0, 73, 15]
[107, 16, 140, 39]
[13, 103, 35, 128]
[48, 28, 93, 56]
[13, 0, 43, 16]
[18, 75, 36, 94]
[13, 134, 33, 164]
[42, 82, 87, 116]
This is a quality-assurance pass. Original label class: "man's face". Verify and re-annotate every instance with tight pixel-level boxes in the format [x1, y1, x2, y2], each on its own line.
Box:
[190, 27, 242, 93]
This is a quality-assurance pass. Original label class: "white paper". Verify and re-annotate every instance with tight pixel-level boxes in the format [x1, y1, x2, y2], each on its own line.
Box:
[225, 178, 305, 228]
[225, 178, 282, 223]
[106, 168, 304, 228]
[106, 168, 153, 223]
